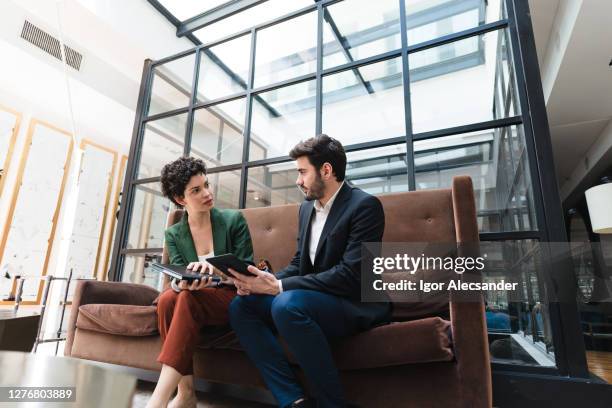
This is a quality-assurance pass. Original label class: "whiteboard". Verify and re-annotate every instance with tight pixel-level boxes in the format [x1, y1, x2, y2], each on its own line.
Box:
[0, 120, 72, 302]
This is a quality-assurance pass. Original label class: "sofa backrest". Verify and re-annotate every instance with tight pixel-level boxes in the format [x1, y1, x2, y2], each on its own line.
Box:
[162, 176, 479, 320]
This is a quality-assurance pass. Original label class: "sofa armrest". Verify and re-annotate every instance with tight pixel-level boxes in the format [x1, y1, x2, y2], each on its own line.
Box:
[449, 176, 492, 407]
[450, 298, 491, 407]
[64, 280, 160, 356]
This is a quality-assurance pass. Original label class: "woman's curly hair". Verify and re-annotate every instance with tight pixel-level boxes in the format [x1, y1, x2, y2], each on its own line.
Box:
[160, 156, 207, 207]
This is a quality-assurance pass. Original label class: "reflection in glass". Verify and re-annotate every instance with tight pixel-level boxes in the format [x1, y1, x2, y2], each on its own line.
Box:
[414, 125, 536, 233]
[191, 99, 246, 167]
[410, 29, 517, 133]
[246, 162, 303, 208]
[406, 0, 504, 46]
[254, 11, 317, 87]
[484, 240, 555, 367]
[245, 144, 409, 208]
[494, 30, 517, 119]
[207, 170, 242, 209]
[197, 34, 251, 102]
[346, 144, 409, 195]
[323, 0, 401, 69]
[322, 57, 405, 146]
[249, 80, 316, 160]
[126, 182, 174, 251]
[569, 214, 596, 302]
[121, 252, 163, 289]
[137, 114, 188, 179]
[147, 54, 195, 116]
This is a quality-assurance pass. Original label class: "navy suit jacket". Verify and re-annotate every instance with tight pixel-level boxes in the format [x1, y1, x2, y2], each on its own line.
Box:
[275, 182, 391, 330]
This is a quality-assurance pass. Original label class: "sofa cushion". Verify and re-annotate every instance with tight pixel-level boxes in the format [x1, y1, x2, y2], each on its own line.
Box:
[331, 317, 453, 370]
[77, 304, 158, 336]
[77, 303, 452, 370]
[196, 317, 453, 370]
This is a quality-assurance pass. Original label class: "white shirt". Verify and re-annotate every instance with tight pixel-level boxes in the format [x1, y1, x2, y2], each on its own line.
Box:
[198, 252, 214, 263]
[309, 181, 344, 265]
[278, 182, 344, 293]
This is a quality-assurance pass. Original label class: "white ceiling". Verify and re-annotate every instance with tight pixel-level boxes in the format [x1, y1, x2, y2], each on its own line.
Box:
[0, 0, 195, 154]
[529, 0, 560, 69]
[529, 0, 612, 200]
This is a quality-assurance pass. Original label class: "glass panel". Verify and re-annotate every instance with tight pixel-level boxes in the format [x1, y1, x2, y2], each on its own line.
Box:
[246, 144, 409, 208]
[405, 0, 504, 46]
[254, 11, 317, 87]
[414, 125, 537, 233]
[246, 162, 303, 208]
[322, 57, 405, 145]
[197, 34, 251, 102]
[147, 54, 195, 116]
[207, 170, 242, 209]
[409, 29, 518, 134]
[346, 144, 409, 195]
[137, 114, 188, 179]
[323, 0, 401, 69]
[193, 0, 312, 45]
[126, 182, 174, 250]
[121, 252, 163, 289]
[499, 30, 517, 118]
[484, 240, 556, 367]
[191, 99, 246, 167]
[249, 80, 316, 160]
[158, 0, 228, 21]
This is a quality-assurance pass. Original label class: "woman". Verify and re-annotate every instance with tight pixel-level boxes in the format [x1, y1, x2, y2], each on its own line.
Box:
[146, 156, 253, 408]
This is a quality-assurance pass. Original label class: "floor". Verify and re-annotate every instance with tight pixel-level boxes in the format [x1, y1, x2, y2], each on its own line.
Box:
[586, 350, 612, 383]
[132, 381, 273, 408]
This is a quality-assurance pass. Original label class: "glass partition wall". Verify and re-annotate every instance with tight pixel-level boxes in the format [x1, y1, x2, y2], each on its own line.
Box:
[111, 0, 588, 377]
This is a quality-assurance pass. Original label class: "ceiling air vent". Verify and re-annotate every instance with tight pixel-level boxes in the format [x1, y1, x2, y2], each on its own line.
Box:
[20, 20, 83, 71]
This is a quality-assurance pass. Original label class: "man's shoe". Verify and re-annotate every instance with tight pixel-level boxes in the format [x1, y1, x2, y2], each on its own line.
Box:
[290, 398, 315, 407]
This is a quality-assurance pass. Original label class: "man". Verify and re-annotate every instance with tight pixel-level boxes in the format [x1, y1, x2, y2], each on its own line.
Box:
[229, 135, 391, 408]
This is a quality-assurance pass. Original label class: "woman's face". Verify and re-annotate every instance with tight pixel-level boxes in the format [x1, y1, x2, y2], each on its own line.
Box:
[175, 173, 214, 212]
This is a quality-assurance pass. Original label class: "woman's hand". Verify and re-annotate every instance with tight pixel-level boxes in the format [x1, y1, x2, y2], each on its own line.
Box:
[186, 261, 213, 274]
[177, 261, 217, 290]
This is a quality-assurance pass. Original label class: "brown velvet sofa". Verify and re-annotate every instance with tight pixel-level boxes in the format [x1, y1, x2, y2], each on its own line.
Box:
[65, 176, 491, 407]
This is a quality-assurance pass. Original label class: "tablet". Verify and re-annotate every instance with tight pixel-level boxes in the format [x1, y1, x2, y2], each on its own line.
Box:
[151, 263, 220, 283]
[205, 253, 256, 278]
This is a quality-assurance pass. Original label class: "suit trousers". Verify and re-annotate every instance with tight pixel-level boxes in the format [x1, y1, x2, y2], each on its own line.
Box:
[229, 289, 360, 408]
[156, 286, 236, 375]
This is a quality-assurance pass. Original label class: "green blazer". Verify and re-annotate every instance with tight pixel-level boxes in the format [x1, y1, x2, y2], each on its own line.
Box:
[164, 207, 254, 266]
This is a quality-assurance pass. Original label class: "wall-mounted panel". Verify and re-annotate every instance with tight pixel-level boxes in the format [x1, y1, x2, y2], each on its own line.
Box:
[0, 119, 73, 304]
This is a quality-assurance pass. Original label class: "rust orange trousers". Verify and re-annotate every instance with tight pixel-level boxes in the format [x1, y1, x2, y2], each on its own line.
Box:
[156, 286, 236, 375]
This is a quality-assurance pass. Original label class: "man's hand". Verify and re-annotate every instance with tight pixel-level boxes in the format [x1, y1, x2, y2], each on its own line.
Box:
[232, 265, 280, 296]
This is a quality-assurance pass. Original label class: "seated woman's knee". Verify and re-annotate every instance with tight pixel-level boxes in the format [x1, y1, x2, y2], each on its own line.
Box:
[175, 289, 195, 305]
[157, 288, 178, 311]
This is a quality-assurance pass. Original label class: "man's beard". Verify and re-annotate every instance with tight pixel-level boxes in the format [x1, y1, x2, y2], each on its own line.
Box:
[301, 174, 325, 201]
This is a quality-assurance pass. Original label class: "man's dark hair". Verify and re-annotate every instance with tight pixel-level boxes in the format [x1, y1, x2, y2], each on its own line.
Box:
[289, 134, 346, 181]
[160, 156, 207, 206]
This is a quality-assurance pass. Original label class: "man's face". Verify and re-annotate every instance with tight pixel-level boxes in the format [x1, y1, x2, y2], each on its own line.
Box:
[295, 156, 325, 201]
